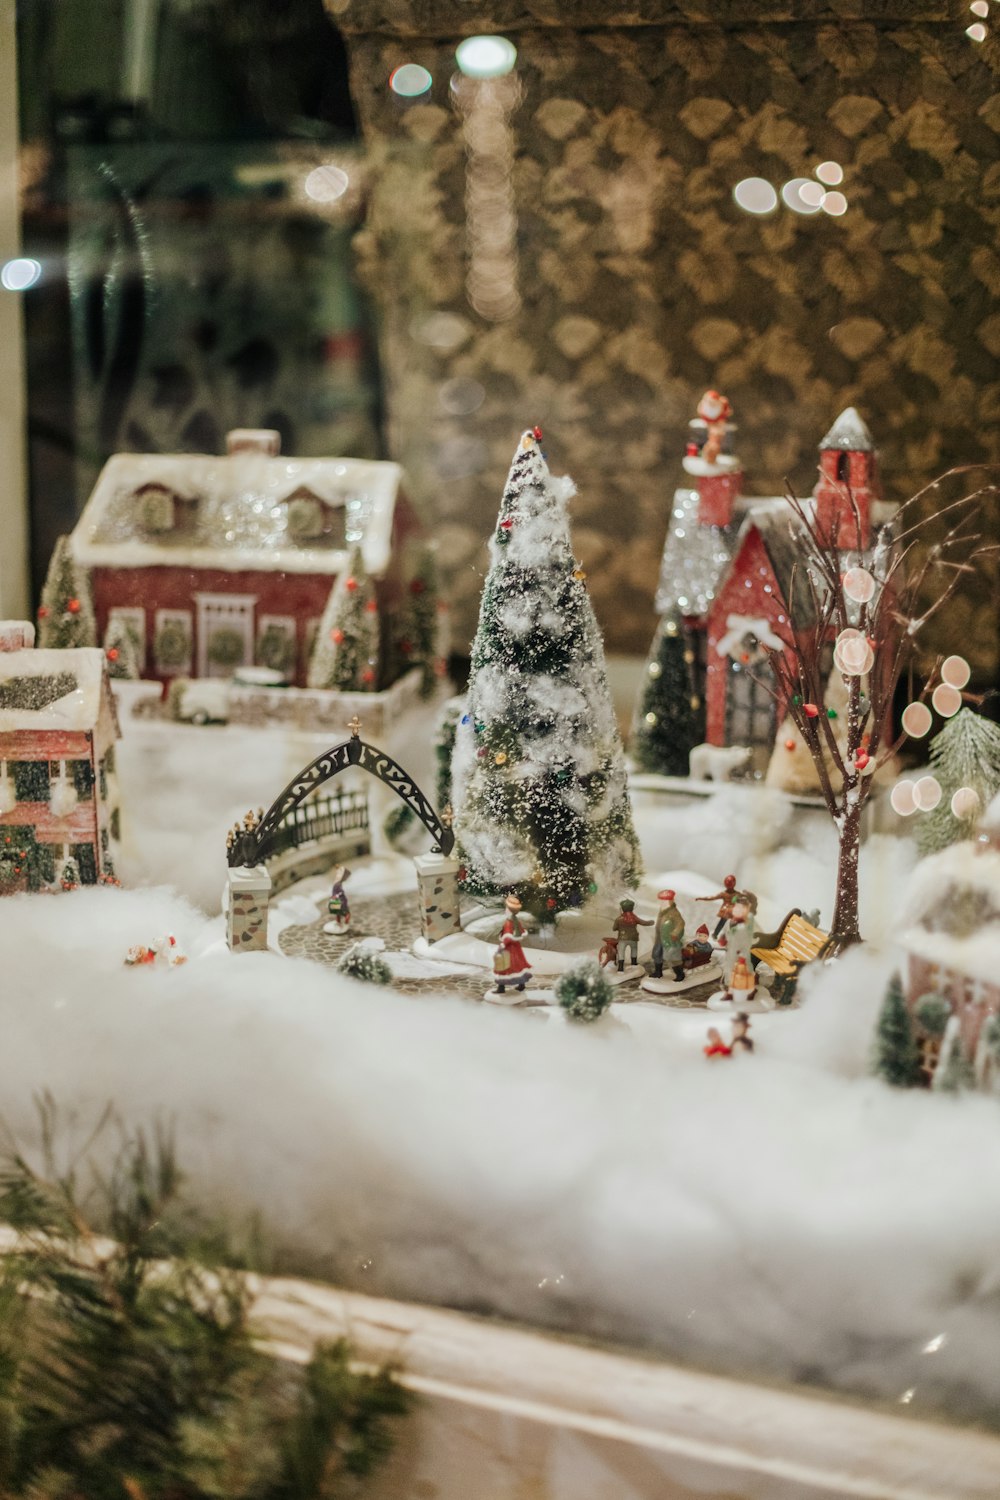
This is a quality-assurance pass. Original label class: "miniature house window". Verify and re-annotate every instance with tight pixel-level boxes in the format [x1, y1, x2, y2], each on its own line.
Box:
[154, 611, 193, 675]
[107, 608, 146, 673]
[97, 761, 107, 800]
[73, 760, 95, 798]
[918, 1035, 942, 1086]
[106, 745, 116, 775]
[836, 452, 849, 482]
[286, 493, 326, 541]
[13, 761, 50, 802]
[136, 484, 177, 534]
[256, 616, 297, 678]
[72, 843, 97, 885]
[110, 807, 121, 842]
[100, 827, 109, 855]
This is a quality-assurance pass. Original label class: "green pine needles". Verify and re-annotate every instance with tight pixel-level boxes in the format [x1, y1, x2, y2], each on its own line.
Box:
[918, 708, 1000, 855]
[337, 946, 392, 985]
[307, 547, 380, 693]
[451, 431, 640, 917]
[872, 972, 923, 1088]
[631, 615, 704, 776]
[0, 1103, 407, 1499]
[37, 539, 97, 652]
[554, 959, 614, 1024]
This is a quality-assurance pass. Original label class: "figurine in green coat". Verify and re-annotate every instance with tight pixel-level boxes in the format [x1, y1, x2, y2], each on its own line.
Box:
[652, 889, 685, 981]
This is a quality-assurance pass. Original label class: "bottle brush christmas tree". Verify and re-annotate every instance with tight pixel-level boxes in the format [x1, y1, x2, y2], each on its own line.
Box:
[917, 707, 1000, 855]
[631, 613, 704, 775]
[872, 971, 923, 1088]
[451, 428, 640, 917]
[103, 615, 141, 680]
[307, 545, 380, 692]
[37, 536, 97, 650]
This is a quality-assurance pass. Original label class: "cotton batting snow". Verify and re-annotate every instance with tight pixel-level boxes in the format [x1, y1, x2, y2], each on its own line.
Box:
[3, 779, 1000, 1428]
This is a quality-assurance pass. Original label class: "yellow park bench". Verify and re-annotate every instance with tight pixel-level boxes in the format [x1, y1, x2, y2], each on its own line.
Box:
[752, 910, 832, 1002]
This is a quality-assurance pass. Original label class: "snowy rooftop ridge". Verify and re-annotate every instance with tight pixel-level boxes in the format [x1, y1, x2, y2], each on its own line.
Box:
[818, 407, 874, 453]
[0, 646, 109, 731]
[71, 451, 403, 579]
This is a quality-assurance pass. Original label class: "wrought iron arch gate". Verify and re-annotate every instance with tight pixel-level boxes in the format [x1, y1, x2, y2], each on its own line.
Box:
[224, 720, 461, 953]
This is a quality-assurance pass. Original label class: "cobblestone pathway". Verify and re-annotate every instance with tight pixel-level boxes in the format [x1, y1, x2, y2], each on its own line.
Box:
[279, 892, 719, 1007]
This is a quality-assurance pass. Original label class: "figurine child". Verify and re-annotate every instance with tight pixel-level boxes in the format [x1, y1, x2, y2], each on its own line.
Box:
[493, 893, 533, 995]
[651, 890, 685, 981]
[730, 1011, 754, 1053]
[611, 898, 653, 972]
[704, 1025, 731, 1059]
[325, 864, 351, 935]
[697, 874, 738, 938]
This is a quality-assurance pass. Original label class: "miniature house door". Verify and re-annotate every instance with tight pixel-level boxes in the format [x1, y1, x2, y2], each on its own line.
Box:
[195, 594, 256, 678]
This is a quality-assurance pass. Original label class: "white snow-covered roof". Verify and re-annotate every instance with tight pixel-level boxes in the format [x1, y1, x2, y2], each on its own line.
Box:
[0, 647, 109, 732]
[902, 839, 1000, 927]
[818, 407, 874, 453]
[897, 925, 1000, 990]
[70, 451, 404, 579]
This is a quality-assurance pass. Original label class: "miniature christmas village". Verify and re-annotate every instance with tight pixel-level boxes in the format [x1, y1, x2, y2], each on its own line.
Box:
[4, 410, 1000, 1089]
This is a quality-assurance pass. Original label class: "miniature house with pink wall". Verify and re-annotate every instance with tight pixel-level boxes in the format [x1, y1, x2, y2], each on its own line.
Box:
[0, 622, 121, 890]
[68, 429, 421, 688]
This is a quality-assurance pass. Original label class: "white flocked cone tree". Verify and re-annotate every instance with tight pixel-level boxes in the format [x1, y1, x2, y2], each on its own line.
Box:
[451, 428, 640, 920]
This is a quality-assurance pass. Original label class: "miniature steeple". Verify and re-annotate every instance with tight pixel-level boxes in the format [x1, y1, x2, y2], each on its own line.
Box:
[812, 406, 879, 551]
[682, 390, 743, 528]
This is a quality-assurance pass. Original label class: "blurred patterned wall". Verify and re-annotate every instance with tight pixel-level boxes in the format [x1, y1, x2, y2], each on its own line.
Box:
[333, 0, 1000, 672]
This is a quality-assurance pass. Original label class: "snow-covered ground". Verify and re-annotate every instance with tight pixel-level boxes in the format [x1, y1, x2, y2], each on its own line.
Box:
[12, 715, 1000, 1427]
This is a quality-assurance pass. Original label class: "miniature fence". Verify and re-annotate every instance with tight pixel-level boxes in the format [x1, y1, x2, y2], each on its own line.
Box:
[265, 789, 370, 892]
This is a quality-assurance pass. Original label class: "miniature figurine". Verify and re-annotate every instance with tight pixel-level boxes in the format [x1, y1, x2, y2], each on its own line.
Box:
[491, 893, 533, 996]
[730, 1010, 754, 1053]
[324, 864, 351, 935]
[723, 901, 755, 984]
[697, 874, 738, 938]
[124, 934, 186, 968]
[612, 898, 653, 972]
[704, 1025, 731, 1059]
[729, 955, 755, 998]
[651, 889, 685, 980]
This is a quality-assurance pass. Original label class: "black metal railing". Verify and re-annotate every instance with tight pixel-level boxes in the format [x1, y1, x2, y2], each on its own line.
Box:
[265, 790, 369, 863]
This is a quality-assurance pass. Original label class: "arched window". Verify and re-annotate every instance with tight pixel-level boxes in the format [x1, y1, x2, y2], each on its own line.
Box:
[836, 451, 850, 482]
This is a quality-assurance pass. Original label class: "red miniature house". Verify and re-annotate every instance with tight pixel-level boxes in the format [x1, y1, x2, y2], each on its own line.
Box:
[0, 625, 121, 890]
[655, 403, 894, 764]
[69, 430, 421, 688]
[812, 407, 879, 551]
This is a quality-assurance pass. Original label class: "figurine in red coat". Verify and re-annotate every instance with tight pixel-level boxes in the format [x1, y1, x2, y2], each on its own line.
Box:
[493, 893, 533, 994]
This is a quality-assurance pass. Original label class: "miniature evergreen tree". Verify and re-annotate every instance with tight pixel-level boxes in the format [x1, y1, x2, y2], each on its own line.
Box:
[338, 944, 392, 984]
[451, 429, 640, 917]
[918, 708, 1000, 855]
[401, 543, 445, 698]
[103, 615, 141, 680]
[872, 971, 923, 1088]
[630, 614, 703, 776]
[0, 1105, 407, 1498]
[555, 958, 614, 1023]
[307, 546, 380, 692]
[936, 1044, 977, 1093]
[36, 536, 97, 649]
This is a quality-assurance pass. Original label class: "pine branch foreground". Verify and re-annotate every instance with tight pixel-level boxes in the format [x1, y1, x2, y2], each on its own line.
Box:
[0, 1102, 408, 1500]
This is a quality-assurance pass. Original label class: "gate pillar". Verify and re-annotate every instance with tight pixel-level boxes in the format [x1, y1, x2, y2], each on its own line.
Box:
[226, 863, 272, 953]
[414, 852, 462, 943]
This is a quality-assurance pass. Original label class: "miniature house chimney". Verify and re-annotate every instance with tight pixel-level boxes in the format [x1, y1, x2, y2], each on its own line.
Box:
[0, 621, 35, 653]
[226, 429, 281, 457]
[812, 407, 879, 551]
[684, 391, 743, 529]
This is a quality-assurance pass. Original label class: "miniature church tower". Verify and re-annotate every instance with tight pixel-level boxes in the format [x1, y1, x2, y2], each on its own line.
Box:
[812, 406, 879, 551]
